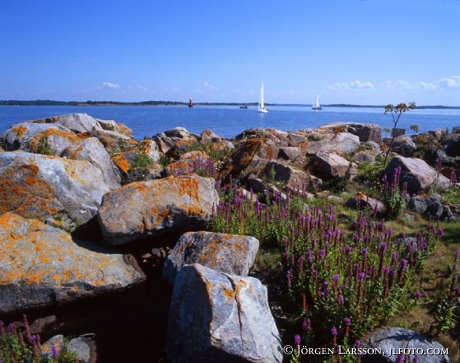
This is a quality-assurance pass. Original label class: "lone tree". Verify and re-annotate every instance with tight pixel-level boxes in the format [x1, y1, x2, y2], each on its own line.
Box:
[383, 102, 416, 166]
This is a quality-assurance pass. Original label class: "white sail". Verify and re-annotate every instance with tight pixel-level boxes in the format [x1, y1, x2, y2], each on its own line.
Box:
[312, 94, 322, 110]
[258, 81, 268, 113]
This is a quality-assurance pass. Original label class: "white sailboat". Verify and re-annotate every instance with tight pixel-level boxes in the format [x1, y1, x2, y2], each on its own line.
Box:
[258, 81, 268, 113]
[312, 95, 322, 110]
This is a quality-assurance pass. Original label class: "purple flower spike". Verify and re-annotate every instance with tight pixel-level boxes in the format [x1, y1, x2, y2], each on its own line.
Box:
[355, 340, 361, 348]
[332, 274, 340, 282]
[358, 272, 366, 281]
[294, 334, 301, 346]
[51, 345, 59, 359]
[362, 248, 368, 256]
[344, 317, 351, 327]
[400, 259, 408, 270]
[338, 295, 345, 305]
[331, 326, 337, 336]
[380, 242, 387, 252]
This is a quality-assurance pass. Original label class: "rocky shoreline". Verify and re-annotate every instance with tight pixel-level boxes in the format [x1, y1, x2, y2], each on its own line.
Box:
[1, 113, 459, 362]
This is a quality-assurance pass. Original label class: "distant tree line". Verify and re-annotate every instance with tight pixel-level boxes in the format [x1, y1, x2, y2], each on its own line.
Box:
[0, 100, 188, 106]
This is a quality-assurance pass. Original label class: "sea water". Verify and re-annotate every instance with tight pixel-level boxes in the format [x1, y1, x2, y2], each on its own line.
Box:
[0, 105, 459, 141]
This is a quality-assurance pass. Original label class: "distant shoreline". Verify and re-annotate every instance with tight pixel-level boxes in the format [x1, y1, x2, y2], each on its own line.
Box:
[0, 100, 459, 109]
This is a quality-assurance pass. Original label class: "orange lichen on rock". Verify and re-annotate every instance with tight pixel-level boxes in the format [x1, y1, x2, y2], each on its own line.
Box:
[11, 125, 28, 138]
[112, 153, 130, 173]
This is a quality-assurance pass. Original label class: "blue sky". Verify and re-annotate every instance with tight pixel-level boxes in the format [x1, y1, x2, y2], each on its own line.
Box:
[1, 0, 459, 105]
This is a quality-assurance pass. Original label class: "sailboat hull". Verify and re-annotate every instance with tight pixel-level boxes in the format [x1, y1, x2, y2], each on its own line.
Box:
[258, 108, 268, 113]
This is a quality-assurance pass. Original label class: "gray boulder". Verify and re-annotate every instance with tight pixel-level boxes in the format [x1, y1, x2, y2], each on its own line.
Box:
[98, 175, 219, 246]
[390, 135, 417, 157]
[163, 231, 259, 285]
[305, 132, 361, 154]
[0, 152, 111, 226]
[385, 156, 450, 195]
[442, 134, 460, 157]
[166, 264, 283, 363]
[0, 212, 144, 315]
[278, 147, 307, 166]
[361, 327, 450, 363]
[310, 152, 351, 179]
[267, 161, 322, 189]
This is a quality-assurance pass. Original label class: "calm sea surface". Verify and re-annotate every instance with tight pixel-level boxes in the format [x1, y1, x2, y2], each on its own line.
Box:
[1, 105, 459, 141]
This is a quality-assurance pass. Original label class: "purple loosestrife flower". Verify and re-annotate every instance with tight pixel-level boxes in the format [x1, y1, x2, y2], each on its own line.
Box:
[302, 318, 310, 331]
[344, 317, 351, 326]
[414, 291, 422, 300]
[51, 345, 59, 359]
[331, 326, 338, 346]
[286, 270, 292, 287]
[338, 295, 345, 305]
[333, 274, 340, 282]
[294, 334, 301, 347]
[355, 340, 361, 349]
[358, 272, 366, 282]
[396, 354, 405, 363]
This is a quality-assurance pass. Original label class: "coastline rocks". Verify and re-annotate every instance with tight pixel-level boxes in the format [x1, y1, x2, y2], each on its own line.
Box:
[97, 175, 219, 246]
[163, 231, 259, 285]
[361, 327, 450, 363]
[319, 122, 382, 144]
[0, 152, 111, 226]
[166, 264, 283, 363]
[384, 156, 450, 195]
[0, 212, 144, 315]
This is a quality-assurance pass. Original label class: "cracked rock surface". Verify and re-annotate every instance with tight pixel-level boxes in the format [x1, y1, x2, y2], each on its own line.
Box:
[166, 263, 283, 363]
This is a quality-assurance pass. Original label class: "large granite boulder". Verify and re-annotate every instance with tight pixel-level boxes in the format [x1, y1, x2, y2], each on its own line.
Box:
[309, 152, 351, 179]
[2, 122, 122, 190]
[218, 138, 278, 185]
[319, 122, 382, 144]
[1, 122, 79, 152]
[266, 161, 322, 189]
[361, 327, 450, 363]
[305, 132, 361, 154]
[0, 152, 111, 226]
[277, 147, 307, 166]
[0, 213, 144, 314]
[98, 175, 219, 246]
[60, 137, 121, 189]
[385, 156, 450, 195]
[166, 264, 283, 363]
[389, 135, 417, 157]
[163, 231, 259, 285]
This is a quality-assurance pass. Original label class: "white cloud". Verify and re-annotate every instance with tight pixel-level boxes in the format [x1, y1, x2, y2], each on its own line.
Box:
[328, 79, 374, 91]
[384, 80, 437, 91]
[203, 81, 218, 91]
[438, 76, 460, 88]
[102, 82, 120, 89]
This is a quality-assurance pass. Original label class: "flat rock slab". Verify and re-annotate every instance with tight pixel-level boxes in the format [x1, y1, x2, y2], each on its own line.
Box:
[0, 213, 144, 315]
[98, 175, 219, 246]
[163, 231, 259, 285]
[166, 264, 283, 363]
